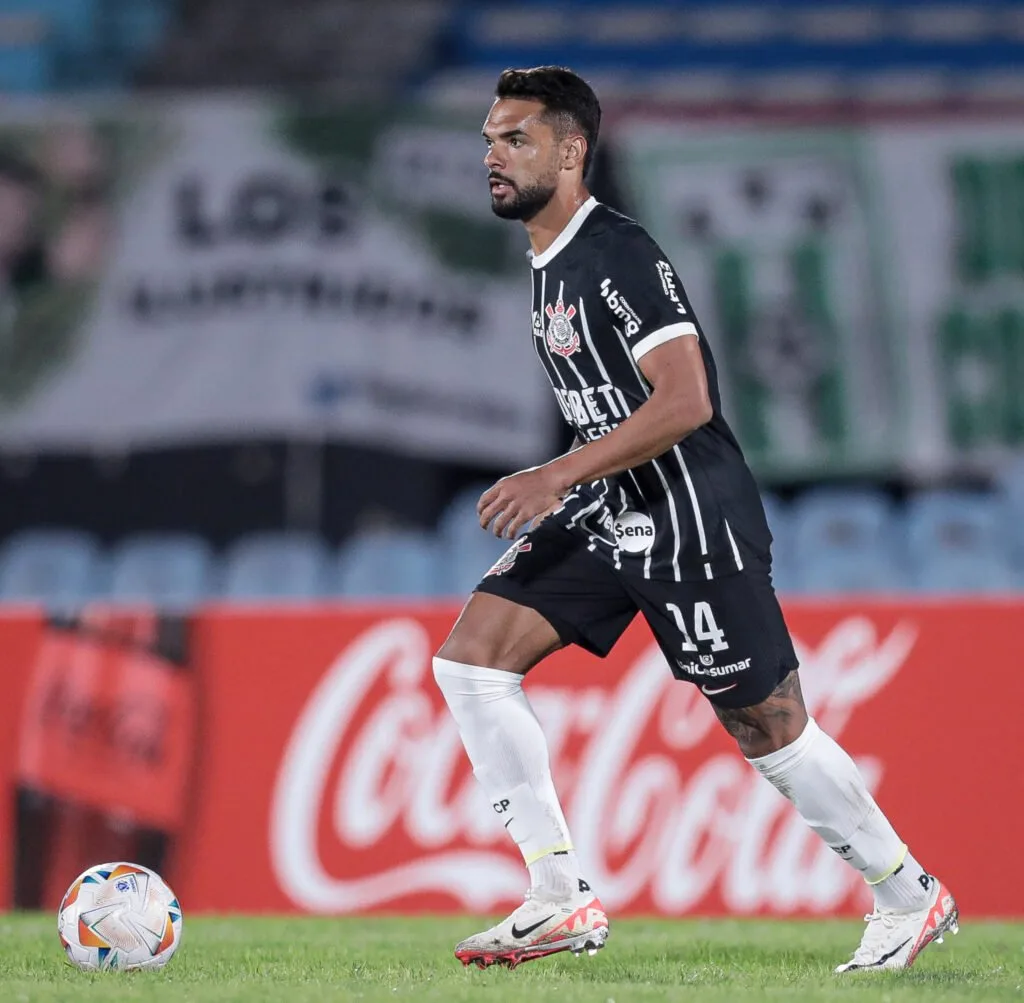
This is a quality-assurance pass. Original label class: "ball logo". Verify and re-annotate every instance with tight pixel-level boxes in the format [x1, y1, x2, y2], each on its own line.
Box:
[613, 512, 655, 554]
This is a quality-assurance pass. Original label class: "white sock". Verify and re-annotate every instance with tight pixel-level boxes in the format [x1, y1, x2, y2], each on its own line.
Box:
[748, 718, 931, 911]
[433, 657, 582, 899]
[528, 850, 588, 901]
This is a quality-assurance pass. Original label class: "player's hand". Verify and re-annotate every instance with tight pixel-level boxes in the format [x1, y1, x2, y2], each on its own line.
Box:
[477, 465, 567, 539]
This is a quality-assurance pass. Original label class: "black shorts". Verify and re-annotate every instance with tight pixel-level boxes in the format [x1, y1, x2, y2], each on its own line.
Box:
[474, 521, 798, 709]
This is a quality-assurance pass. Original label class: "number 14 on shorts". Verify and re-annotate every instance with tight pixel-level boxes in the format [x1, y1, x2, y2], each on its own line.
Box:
[665, 601, 729, 653]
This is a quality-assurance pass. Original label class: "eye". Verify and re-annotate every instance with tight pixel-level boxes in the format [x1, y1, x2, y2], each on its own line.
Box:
[509, 136, 523, 148]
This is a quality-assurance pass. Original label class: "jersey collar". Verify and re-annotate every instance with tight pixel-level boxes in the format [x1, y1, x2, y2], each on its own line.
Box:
[529, 196, 599, 270]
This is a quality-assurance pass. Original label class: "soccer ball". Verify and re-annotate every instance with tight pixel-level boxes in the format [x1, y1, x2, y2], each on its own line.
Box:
[57, 862, 183, 971]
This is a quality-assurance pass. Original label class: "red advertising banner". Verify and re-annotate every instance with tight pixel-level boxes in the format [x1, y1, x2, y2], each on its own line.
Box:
[0, 610, 45, 911]
[3, 601, 1021, 917]
[5, 609, 197, 910]
[17, 611, 195, 831]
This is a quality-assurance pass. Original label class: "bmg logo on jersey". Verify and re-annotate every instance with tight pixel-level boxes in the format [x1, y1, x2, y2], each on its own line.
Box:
[544, 296, 581, 357]
[600, 278, 641, 336]
[656, 261, 688, 315]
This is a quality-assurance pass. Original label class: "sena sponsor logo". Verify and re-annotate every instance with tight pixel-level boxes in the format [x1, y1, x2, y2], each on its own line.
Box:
[675, 656, 752, 678]
[599, 278, 641, 336]
[613, 512, 655, 554]
[656, 261, 687, 316]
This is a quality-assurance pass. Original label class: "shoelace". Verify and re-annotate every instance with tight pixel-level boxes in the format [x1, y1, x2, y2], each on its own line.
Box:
[850, 910, 900, 962]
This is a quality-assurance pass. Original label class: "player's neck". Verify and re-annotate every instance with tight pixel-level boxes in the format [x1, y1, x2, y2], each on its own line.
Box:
[525, 187, 592, 257]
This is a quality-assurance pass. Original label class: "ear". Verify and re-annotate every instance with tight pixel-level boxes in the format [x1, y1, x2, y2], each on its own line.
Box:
[561, 135, 587, 172]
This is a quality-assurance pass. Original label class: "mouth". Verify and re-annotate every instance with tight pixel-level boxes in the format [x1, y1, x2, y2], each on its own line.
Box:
[489, 178, 514, 197]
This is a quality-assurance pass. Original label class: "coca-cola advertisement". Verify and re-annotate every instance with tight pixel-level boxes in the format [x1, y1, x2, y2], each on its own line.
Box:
[0, 601, 1020, 917]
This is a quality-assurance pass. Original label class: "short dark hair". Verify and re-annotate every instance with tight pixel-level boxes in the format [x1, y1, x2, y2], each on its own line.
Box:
[495, 66, 601, 177]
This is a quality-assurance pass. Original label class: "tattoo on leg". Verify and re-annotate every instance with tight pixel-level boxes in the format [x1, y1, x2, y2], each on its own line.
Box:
[713, 670, 808, 758]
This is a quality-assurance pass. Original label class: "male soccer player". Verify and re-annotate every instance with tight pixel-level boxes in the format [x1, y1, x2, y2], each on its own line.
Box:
[433, 66, 957, 973]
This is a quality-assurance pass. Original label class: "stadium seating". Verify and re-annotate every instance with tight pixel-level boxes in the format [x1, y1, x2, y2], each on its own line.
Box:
[996, 456, 1024, 570]
[0, 13, 53, 92]
[0, 529, 101, 608]
[222, 532, 330, 600]
[904, 490, 1017, 593]
[0, 0, 174, 92]
[791, 488, 895, 562]
[0, 484, 1021, 603]
[423, 0, 1024, 107]
[336, 528, 444, 597]
[107, 533, 214, 606]
[789, 488, 906, 594]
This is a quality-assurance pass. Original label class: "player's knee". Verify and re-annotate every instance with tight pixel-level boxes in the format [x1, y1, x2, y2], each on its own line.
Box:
[733, 725, 788, 760]
[717, 708, 808, 759]
[435, 632, 544, 675]
[435, 634, 503, 673]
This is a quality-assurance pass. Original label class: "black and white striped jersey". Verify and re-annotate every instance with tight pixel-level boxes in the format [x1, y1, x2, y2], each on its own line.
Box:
[530, 197, 772, 582]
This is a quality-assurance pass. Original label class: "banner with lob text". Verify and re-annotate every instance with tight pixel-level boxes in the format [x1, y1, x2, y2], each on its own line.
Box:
[0, 601, 1020, 917]
[0, 98, 552, 466]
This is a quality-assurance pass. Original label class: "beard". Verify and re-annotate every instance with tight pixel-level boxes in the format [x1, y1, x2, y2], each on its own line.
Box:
[489, 177, 557, 221]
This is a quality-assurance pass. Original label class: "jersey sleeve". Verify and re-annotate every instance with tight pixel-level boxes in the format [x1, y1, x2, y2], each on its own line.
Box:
[597, 231, 698, 363]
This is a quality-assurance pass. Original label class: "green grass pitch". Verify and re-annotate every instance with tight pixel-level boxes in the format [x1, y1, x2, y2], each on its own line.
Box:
[0, 914, 1020, 1002]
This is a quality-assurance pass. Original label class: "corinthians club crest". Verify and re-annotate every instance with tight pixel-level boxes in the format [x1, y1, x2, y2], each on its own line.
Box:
[486, 538, 533, 577]
[544, 297, 581, 357]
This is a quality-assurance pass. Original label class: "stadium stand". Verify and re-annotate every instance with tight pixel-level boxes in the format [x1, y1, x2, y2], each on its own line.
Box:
[107, 532, 214, 606]
[0, 528, 102, 609]
[420, 0, 1024, 107]
[0, 0, 173, 92]
[222, 532, 330, 601]
[0, 487, 1020, 604]
[336, 528, 443, 598]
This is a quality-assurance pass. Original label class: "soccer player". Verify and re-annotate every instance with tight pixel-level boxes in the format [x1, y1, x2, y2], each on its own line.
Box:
[433, 66, 957, 972]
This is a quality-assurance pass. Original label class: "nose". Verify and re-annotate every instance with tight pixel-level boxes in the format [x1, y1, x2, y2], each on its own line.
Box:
[484, 146, 502, 170]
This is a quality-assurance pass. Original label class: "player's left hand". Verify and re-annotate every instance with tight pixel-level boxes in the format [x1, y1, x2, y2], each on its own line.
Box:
[477, 465, 567, 539]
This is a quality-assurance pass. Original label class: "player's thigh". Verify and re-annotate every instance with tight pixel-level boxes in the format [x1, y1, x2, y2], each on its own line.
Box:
[438, 591, 564, 675]
[628, 565, 799, 710]
[439, 522, 637, 674]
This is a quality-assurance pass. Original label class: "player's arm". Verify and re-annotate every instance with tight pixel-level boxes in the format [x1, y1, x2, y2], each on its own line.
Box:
[479, 339, 710, 538]
[546, 334, 711, 487]
[480, 239, 708, 538]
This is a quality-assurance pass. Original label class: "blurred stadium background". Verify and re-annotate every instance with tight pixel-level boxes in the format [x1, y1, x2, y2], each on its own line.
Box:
[0, 0, 1022, 928]
[1, 0, 1024, 604]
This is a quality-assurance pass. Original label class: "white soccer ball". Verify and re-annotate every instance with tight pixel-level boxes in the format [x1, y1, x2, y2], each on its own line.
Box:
[57, 862, 183, 971]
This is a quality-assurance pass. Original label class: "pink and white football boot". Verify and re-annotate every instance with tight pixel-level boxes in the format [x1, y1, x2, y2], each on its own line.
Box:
[836, 877, 959, 972]
[455, 882, 609, 970]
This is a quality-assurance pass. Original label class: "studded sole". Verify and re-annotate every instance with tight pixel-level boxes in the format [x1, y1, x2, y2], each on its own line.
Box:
[456, 925, 609, 970]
